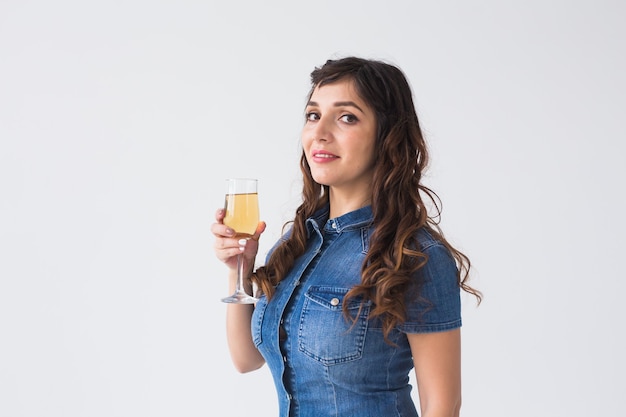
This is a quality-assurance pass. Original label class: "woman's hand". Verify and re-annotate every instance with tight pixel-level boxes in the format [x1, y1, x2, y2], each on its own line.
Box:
[211, 208, 266, 275]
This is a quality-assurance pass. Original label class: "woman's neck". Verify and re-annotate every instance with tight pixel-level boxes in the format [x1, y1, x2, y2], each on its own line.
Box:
[328, 188, 371, 219]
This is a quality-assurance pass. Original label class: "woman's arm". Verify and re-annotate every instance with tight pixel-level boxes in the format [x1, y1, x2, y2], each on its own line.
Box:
[212, 208, 266, 373]
[408, 328, 462, 417]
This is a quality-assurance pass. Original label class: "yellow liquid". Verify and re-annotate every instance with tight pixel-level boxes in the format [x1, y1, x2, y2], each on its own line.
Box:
[223, 193, 259, 237]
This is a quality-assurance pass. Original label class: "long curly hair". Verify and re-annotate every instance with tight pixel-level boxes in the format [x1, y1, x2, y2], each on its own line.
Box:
[253, 57, 481, 340]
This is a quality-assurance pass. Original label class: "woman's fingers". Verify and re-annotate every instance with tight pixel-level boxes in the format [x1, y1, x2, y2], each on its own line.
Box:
[212, 209, 267, 270]
[213, 236, 244, 268]
[211, 215, 235, 239]
[215, 207, 225, 222]
[250, 221, 267, 241]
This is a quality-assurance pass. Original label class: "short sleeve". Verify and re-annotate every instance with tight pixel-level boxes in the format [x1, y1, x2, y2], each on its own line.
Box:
[399, 241, 462, 334]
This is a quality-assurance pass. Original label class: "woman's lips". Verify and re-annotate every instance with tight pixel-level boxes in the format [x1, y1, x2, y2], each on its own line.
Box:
[311, 150, 338, 163]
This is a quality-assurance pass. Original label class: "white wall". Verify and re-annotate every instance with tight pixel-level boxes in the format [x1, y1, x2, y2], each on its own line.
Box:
[1, 1, 624, 416]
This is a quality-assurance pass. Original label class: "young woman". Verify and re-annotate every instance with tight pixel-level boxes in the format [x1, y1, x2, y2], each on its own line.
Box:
[212, 56, 481, 417]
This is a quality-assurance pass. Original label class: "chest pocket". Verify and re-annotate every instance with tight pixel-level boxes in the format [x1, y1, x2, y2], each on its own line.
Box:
[299, 286, 370, 365]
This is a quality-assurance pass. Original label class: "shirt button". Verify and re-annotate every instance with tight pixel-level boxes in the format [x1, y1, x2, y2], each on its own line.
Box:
[330, 298, 339, 306]
[283, 355, 287, 362]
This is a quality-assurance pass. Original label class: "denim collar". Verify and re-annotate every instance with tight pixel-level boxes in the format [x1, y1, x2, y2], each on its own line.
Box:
[306, 205, 374, 236]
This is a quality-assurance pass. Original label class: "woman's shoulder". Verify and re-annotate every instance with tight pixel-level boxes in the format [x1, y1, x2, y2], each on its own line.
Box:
[415, 227, 449, 255]
[413, 227, 458, 283]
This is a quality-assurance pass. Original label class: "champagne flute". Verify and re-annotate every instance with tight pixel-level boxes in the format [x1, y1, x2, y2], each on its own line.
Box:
[221, 178, 259, 304]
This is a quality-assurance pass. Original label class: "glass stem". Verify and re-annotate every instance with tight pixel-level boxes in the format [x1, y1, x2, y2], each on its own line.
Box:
[236, 251, 246, 295]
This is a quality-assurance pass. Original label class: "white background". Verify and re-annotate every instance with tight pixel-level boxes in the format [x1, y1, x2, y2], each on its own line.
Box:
[1, 1, 624, 416]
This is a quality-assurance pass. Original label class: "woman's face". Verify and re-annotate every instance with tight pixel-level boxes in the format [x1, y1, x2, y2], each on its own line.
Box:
[302, 78, 377, 199]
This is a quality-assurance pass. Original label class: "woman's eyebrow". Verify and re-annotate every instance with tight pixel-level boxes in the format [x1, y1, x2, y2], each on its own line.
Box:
[306, 100, 365, 113]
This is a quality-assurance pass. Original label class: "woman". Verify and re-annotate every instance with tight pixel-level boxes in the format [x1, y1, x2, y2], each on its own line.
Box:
[212, 56, 481, 417]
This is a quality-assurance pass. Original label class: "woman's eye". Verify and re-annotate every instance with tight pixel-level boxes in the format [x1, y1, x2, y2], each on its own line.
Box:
[305, 112, 319, 121]
[340, 114, 358, 123]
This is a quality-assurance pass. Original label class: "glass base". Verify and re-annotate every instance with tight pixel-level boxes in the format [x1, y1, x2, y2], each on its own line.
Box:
[221, 290, 258, 304]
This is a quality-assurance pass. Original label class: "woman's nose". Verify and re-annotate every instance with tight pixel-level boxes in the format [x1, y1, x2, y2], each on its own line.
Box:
[311, 117, 332, 142]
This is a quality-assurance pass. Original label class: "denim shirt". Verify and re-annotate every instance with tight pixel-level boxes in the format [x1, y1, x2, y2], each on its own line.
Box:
[252, 205, 462, 417]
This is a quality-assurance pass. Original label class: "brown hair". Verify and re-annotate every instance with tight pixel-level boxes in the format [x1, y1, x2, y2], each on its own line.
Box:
[253, 57, 481, 340]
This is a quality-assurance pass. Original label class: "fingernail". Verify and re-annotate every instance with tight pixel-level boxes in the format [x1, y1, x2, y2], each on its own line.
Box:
[238, 239, 247, 247]
[226, 228, 235, 235]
